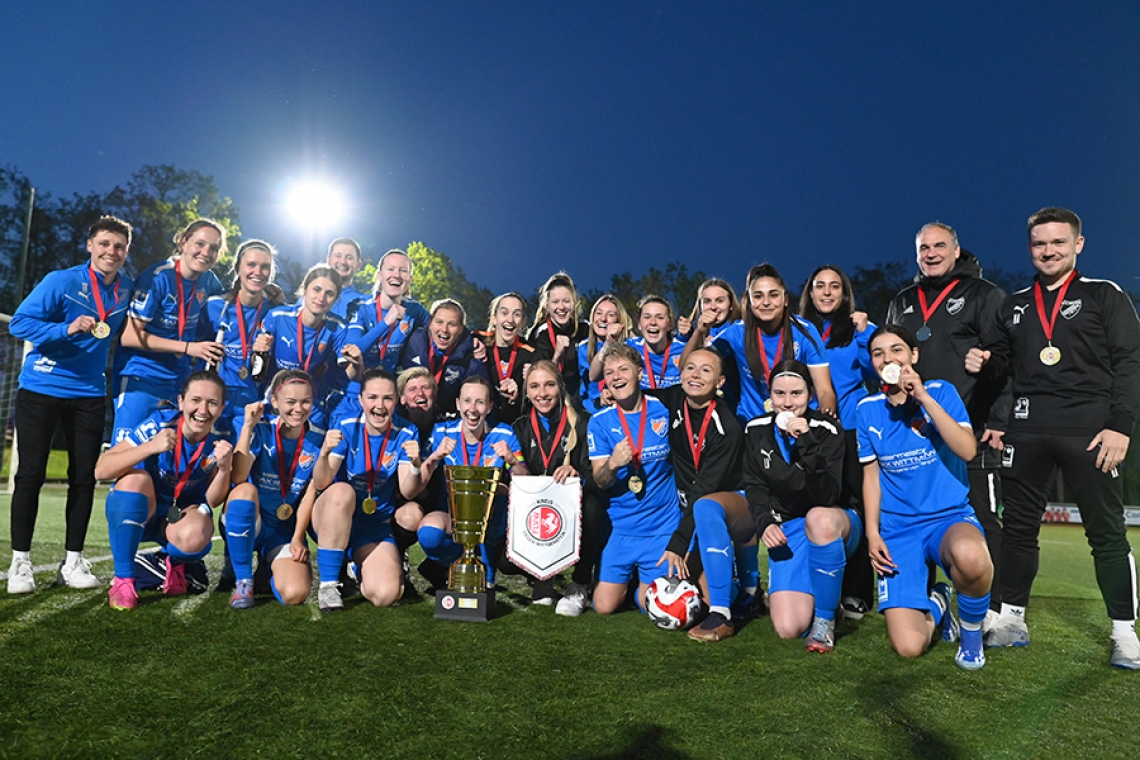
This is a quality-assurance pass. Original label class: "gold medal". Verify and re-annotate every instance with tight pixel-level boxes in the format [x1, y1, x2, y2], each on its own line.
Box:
[92, 321, 111, 339]
[763, 398, 773, 413]
[276, 503, 294, 521]
[628, 475, 644, 494]
[238, 366, 250, 380]
[1039, 345, 1061, 366]
[362, 497, 377, 514]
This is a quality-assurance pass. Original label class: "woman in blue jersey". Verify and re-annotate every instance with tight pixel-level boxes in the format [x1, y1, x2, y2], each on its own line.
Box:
[742, 360, 860, 652]
[114, 218, 228, 442]
[95, 371, 233, 611]
[199, 239, 287, 437]
[416, 376, 527, 587]
[580, 294, 632, 415]
[260, 264, 349, 430]
[7, 216, 134, 593]
[858, 325, 992, 670]
[588, 343, 682, 617]
[626, 295, 686, 391]
[527, 273, 588, 405]
[345, 248, 431, 373]
[309, 368, 427, 611]
[686, 263, 836, 422]
[676, 278, 742, 342]
[799, 264, 877, 618]
[224, 370, 324, 609]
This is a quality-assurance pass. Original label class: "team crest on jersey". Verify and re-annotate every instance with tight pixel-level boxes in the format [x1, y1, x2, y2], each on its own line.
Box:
[382, 451, 396, 468]
[298, 451, 316, 469]
[318, 341, 328, 354]
[400, 320, 411, 333]
[651, 417, 667, 436]
[1060, 299, 1082, 319]
[197, 290, 207, 304]
[482, 455, 497, 467]
[909, 412, 931, 437]
[671, 356, 680, 368]
[946, 297, 965, 315]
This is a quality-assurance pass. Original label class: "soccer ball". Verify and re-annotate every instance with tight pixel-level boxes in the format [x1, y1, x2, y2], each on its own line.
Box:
[644, 576, 705, 630]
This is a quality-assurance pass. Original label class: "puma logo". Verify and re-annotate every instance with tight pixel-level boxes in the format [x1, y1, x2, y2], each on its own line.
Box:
[867, 426, 883, 440]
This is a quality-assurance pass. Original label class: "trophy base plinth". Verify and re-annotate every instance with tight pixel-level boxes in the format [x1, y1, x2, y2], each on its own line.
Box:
[434, 589, 496, 622]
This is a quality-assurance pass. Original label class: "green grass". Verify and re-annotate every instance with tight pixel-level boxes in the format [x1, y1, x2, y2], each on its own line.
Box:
[2, 488, 1139, 759]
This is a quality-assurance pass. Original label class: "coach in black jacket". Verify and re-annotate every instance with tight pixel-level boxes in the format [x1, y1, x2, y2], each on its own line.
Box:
[886, 223, 1009, 615]
[986, 207, 1140, 669]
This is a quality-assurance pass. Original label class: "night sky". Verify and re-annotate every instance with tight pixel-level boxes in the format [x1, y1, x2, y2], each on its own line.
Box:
[3, 2, 1138, 299]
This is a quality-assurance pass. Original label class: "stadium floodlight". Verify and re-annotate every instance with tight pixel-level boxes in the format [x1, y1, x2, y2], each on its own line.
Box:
[282, 179, 347, 231]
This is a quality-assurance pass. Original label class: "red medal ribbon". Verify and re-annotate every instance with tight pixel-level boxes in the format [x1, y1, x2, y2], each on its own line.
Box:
[87, 265, 120, 322]
[172, 417, 208, 507]
[1033, 270, 1078, 345]
[615, 400, 648, 469]
[493, 340, 520, 383]
[235, 299, 264, 364]
[174, 260, 192, 340]
[362, 420, 393, 499]
[640, 341, 672, 390]
[917, 279, 960, 327]
[530, 406, 569, 473]
[274, 420, 306, 501]
[428, 340, 456, 383]
[375, 301, 400, 360]
[683, 400, 715, 472]
[820, 320, 832, 343]
[546, 319, 564, 371]
[295, 313, 325, 372]
[756, 328, 784, 384]
[460, 430, 486, 467]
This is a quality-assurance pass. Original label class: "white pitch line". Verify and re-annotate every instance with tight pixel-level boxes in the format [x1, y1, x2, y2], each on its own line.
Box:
[0, 539, 220, 580]
[0, 593, 92, 642]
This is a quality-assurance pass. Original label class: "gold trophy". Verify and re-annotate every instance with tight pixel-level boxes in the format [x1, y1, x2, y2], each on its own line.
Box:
[434, 465, 502, 621]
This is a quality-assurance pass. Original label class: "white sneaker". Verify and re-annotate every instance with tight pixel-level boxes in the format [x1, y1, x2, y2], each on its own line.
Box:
[555, 583, 589, 617]
[7, 556, 35, 594]
[57, 556, 101, 589]
[1110, 633, 1140, 670]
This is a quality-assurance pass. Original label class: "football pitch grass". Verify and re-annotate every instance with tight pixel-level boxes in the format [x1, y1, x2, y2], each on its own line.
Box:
[2, 488, 1139, 759]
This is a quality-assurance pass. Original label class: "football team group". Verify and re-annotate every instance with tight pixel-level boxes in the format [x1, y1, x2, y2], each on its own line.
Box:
[6, 205, 1138, 672]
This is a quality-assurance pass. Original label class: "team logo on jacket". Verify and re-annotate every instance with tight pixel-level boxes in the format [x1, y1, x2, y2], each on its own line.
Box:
[197, 290, 207, 304]
[1012, 304, 1029, 325]
[946, 297, 965, 315]
[445, 367, 461, 384]
[651, 417, 667, 436]
[1014, 397, 1029, 420]
[1060, 299, 1082, 320]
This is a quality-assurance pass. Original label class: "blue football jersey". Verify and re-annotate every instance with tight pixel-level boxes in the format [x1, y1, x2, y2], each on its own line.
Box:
[124, 408, 223, 506]
[329, 416, 416, 514]
[626, 336, 686, 389]
[247, 419, 324, 522]
[856, 381, 972, 520]
[587, 395, 681, 536]
[120, 259, 211, 383]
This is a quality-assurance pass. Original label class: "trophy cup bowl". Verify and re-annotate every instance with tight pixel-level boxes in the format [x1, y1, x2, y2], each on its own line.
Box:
[434, 465, 501, 621]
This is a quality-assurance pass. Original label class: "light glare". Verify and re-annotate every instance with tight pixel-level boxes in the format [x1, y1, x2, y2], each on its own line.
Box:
[283, 180, 346, 229]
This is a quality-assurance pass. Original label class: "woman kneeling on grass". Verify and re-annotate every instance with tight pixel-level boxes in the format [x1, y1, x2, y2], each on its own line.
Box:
[309, 369, 427, 612]
[742, 359, 860, 652]
[857, 325, 992, 670]
[224, 370, 324, 609]
[417, 376, 527, 588]
[97, 371, 233, 610]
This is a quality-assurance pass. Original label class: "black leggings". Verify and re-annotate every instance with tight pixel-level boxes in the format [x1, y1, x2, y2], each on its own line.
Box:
[10, 389, 106, 553]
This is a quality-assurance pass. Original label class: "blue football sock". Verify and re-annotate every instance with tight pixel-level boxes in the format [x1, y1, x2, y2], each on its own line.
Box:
[317, 547, 346, 585]
[224, 499, 257, 581]
[957, 591, 991, 627]
[928, 594, 945, 627]
[693, 498, 734, 609]
[106, 490, 148, 579]
[735, 542, 760, 595]
[270, 576, 284, 606]
[418, 526, 463, 565]
[479, 543, 497, 585]
[809, 537, 847, 621]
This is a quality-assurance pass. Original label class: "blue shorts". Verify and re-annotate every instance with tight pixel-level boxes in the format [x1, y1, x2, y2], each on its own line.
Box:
[348, 507, 395, 559]
[598, 533, 671, 586]
[113, 375, 179, 444]
[253, 518, 300, 559]
[877, 509, 981, 612]
[767, 509, 862, 595]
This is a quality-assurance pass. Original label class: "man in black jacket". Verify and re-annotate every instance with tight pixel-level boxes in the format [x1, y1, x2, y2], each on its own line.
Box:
[887, 222, 1009, 623]
[987, 207, 1140, 669]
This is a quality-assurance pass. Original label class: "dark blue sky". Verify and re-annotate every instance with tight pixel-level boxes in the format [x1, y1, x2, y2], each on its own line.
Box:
[3, 2, 1138, 300]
